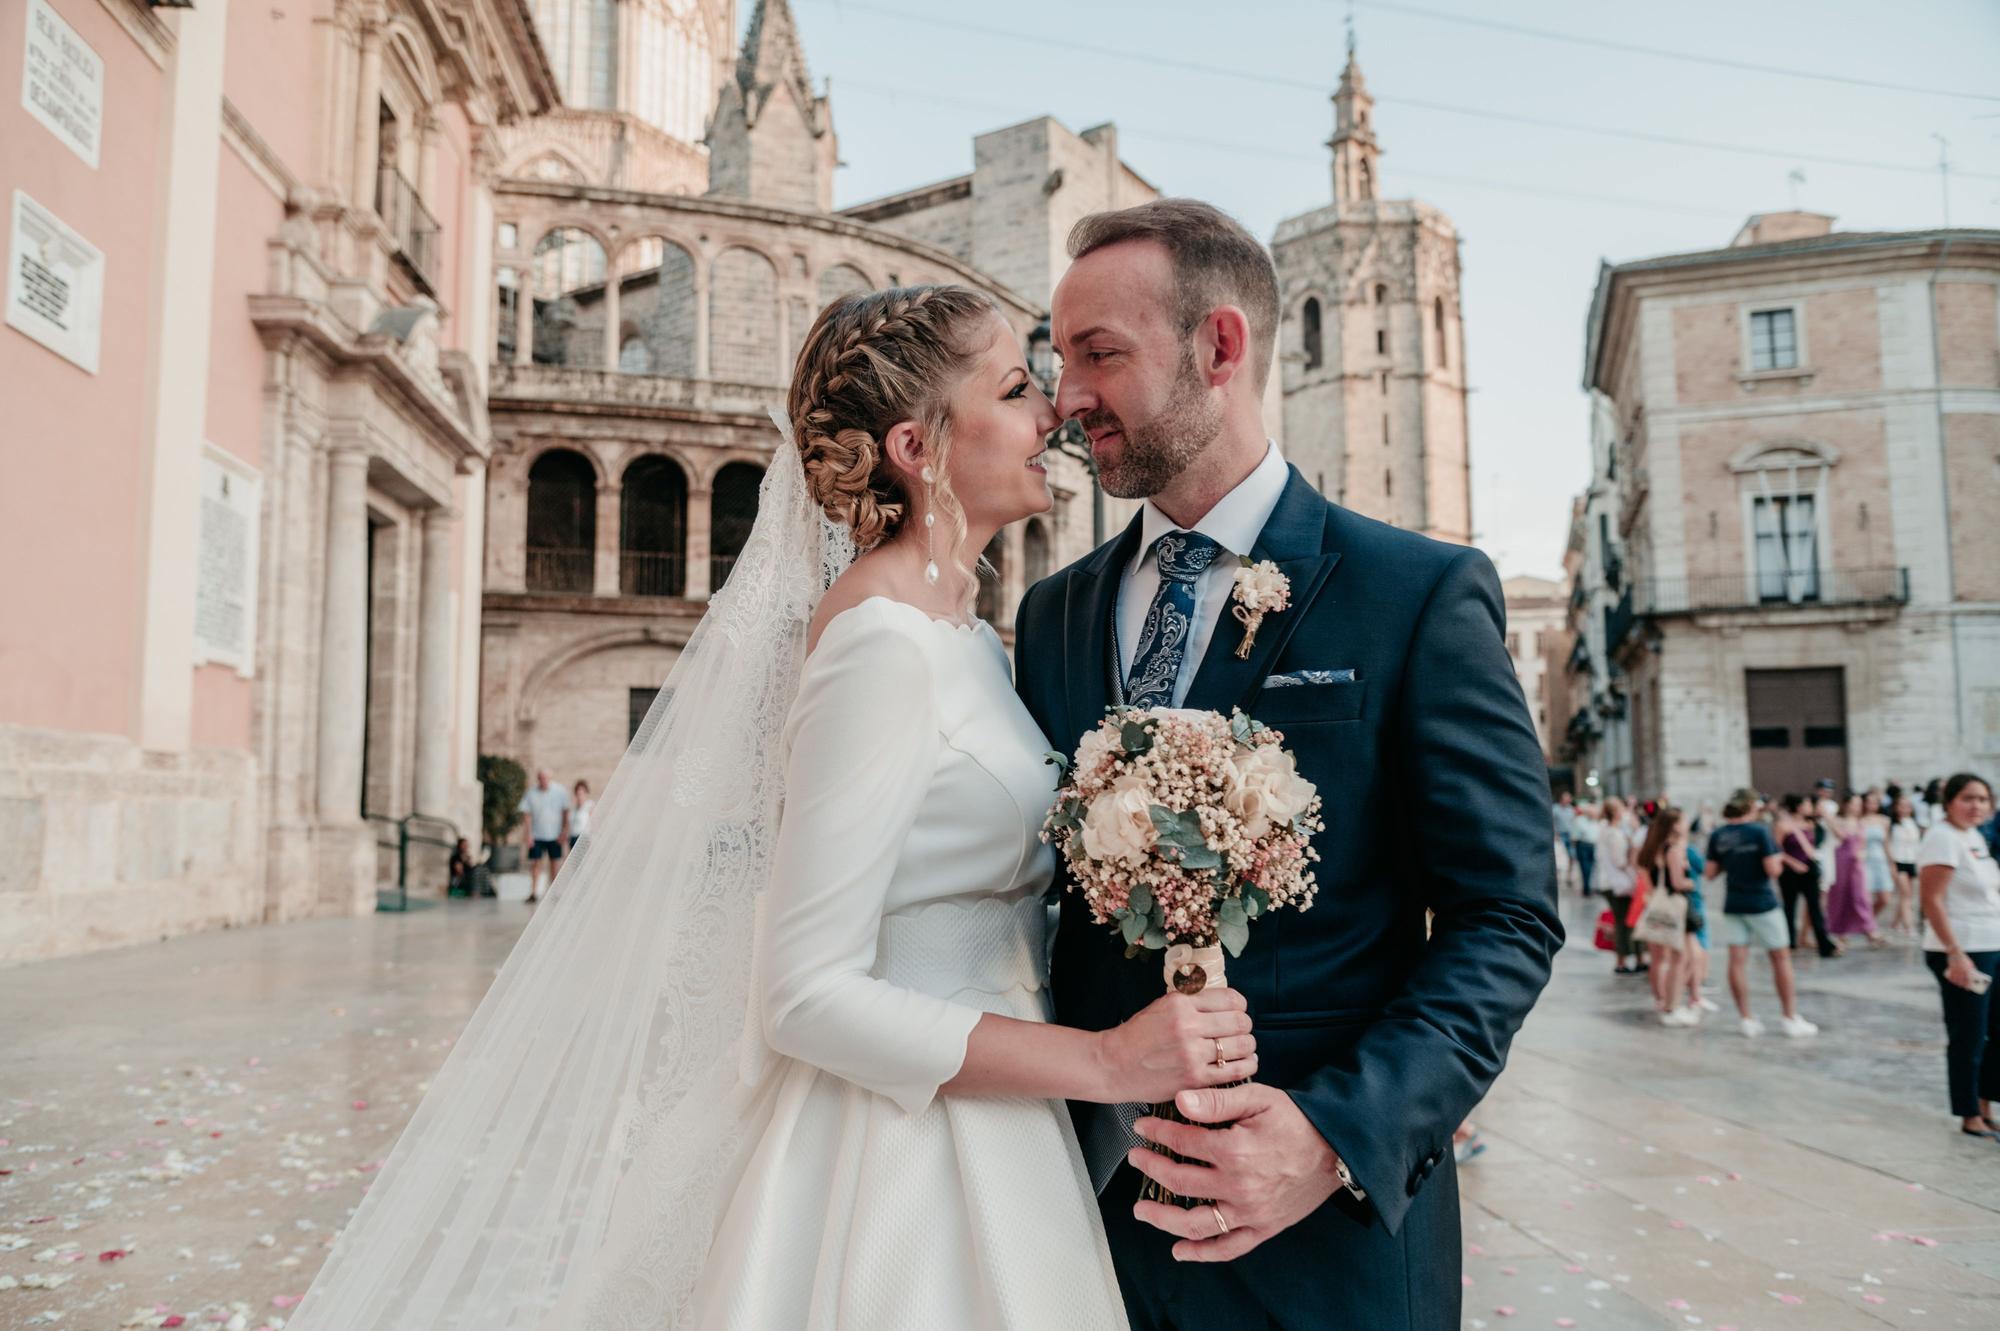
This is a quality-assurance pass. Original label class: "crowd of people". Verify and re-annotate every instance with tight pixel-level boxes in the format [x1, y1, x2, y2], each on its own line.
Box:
[1553, 776, 2000, 1141]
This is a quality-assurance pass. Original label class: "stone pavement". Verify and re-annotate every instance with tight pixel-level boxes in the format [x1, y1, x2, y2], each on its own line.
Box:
[1, 879, 1996, 1329]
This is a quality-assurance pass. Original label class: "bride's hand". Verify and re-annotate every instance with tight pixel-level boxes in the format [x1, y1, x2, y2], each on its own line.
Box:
[1094, 988, 1256, 1104]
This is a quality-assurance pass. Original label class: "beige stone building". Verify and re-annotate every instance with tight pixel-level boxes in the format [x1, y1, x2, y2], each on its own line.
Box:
[1271, 43, 1471, 544]
[1, 0, 556, 961]
[1573, 214, 2000, 808]
[478, 0, 1158, 797]
[1502, 575, 1570, 767]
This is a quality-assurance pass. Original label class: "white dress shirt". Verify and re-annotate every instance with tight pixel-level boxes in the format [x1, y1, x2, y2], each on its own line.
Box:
[1115, 442, 1290, 706]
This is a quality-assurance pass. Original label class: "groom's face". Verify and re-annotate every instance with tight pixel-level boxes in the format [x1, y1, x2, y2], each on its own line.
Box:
[1051, 241, 1222, 500]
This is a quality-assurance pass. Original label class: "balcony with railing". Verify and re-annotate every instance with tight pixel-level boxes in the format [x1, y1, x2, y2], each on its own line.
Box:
[619, 551, 686, 599]
[376, 163, 440, 291]
[525, 546, 594, 594]
[1637, 567, 1909, 616]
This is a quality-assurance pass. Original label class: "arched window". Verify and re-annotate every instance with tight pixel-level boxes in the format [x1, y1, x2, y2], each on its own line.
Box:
[616, 237, 697, 377]
[1373, 283, 1388, 306]
[710, 462, 765, 591]
[816, 263, 872, 307]
[1023, 519, 1052, 586]
[525, 449, 597, 592]
[1301, 297, 1323, 371]
[531, 227, 608, 368]
[1359, 158, 1374, 200]
[976, 533, 1006, 624]
[1434, 297, 1449, 369]
[709, 248, 780, 384]
[620, 455, 688, 596]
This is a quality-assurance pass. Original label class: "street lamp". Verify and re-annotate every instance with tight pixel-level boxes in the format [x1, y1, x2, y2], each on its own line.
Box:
[1027, 318, 1105, 547]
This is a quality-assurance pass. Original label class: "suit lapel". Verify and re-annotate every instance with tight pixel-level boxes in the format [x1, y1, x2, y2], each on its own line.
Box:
[1183, 469, 1341, 715]
[1059, 512, 1144, 748]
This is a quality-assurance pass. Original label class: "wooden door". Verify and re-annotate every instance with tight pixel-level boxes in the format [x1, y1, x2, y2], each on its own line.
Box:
[1746, 667, 1848, 798]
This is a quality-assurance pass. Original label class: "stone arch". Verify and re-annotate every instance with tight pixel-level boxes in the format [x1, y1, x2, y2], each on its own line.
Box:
[519, 436, 611, 487]
[619, 453, 689, 596]
[816, 261, 873, 306]
[1300, 294, 1324, 371]
[1730, 438, 1841, 473]
[515, 629, 692, 789]
[615, 235, 700, 376]
[525, 448, 598, 592]
[709, 461, 766, 591]
[531, 226, 610, 368]
[381, 20, 444, 108]
[709, 247, 780, 385]
[506, 145, 592, 184]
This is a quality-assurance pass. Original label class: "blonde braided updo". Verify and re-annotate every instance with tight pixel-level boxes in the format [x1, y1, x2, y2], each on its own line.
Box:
[786, 285, 1001, 571]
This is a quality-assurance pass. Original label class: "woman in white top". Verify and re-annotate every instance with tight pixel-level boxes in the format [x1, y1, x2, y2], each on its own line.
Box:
[1598, 797, 1641, 974]
[568, 779, 594, 852]
[1916, 773, 2000, 1140]
[1888, 793, 1923, 935]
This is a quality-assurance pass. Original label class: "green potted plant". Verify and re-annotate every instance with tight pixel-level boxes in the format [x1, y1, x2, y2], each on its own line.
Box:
[479, 754, 528, 874]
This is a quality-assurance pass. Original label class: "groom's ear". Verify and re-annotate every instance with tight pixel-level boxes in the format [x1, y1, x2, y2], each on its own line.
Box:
[1198, 304, 1254, 389]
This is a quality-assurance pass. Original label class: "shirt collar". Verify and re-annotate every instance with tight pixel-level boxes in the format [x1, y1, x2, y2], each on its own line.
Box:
[1134, 441, 1289, 571]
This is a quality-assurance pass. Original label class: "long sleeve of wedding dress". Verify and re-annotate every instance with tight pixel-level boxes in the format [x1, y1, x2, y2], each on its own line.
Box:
[757, 606, 982, 1114]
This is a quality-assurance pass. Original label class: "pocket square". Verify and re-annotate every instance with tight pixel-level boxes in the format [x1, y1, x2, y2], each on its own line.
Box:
[1263, 668, 1357, 688]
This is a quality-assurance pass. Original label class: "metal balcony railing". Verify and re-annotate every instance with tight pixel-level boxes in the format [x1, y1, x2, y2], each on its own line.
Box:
[1636, 567, 1909, 616]
[526, 546, 594, 593]
[376, 162, 440, 290]
[1604, 588, 1635, 652]
[619, 550, 687, 598]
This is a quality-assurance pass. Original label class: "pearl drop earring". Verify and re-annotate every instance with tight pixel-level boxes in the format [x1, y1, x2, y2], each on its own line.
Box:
[921, 465, 940, 585]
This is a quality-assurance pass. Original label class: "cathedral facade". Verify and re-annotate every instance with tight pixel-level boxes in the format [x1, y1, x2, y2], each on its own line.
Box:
[1273, 46, 1472, 545]
[478, 0, 1155, 796]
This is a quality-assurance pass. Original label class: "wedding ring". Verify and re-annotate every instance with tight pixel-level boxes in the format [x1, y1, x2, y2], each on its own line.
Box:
[1209, 1205, 1231, 1236]
[1213, 1037, 1225, 1067]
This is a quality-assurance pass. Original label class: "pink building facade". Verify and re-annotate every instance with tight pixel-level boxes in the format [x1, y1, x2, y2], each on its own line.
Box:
[0, 0, 556, 961]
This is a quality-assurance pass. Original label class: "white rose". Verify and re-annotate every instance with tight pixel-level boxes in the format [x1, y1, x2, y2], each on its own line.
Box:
[1224, 746, 1315, 839]
[1072, 725, 1121, 780]
[1081, 774, 1158, 865]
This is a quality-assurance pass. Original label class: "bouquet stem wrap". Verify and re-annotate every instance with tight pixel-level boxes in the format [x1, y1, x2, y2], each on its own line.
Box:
[1139, 944, 1249, 1208]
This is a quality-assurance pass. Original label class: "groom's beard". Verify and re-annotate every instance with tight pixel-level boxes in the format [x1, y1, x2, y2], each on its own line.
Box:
[1090, 346, 1223, 500]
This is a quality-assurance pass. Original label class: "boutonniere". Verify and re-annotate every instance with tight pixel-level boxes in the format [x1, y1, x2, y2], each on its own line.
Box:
[1230, 559, 1291, 659]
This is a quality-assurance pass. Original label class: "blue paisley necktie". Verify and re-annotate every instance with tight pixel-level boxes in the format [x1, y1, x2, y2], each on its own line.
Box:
[1123, 530, 1223, 709]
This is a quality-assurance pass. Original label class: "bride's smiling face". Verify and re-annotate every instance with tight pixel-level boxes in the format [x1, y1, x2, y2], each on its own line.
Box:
[936, 313, 1061, 532]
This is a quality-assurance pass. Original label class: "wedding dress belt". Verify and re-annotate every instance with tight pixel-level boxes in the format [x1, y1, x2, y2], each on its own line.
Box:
[873, 892, 1047, 1001]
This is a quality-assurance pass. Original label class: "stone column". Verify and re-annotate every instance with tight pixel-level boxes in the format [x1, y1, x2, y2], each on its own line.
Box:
[694, 279, 711, 379]
[595, 482, 623, 596]
[317, 449, 371, 820]
[417, 113, 440, 214]
[414, 507, 454, 817]
[602, 251, 623, 370]
[351, 22, 384, 210]
[686, 484, 713, 600]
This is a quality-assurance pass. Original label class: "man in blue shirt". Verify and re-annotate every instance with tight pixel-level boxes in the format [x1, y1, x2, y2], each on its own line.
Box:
[1705, 788, 1818, 1039]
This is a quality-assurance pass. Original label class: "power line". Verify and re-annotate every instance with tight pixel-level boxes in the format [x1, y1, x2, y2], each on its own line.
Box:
[802, 0, 2000, 183]
[1352, 0, 2000, 105]
[836, 82, 1744, 220]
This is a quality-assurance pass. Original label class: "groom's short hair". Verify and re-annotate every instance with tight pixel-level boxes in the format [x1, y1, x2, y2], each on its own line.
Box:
[1067, 199, 1279, 389]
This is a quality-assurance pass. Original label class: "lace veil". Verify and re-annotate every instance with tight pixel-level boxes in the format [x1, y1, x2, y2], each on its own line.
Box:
[287, 414, 856, 1329]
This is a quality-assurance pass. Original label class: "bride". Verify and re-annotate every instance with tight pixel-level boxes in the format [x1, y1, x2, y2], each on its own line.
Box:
[287, 284, 1257, 1329]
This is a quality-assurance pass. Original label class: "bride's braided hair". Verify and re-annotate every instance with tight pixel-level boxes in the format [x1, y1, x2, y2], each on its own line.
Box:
[787, 285, 999, 591]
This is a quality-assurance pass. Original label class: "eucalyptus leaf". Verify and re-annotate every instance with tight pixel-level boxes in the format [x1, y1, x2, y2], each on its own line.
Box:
[1142, 924, 1169, 950]
[1219, 914, 1250, 957]
[1178, 844, 1222, 871]
[1045, 750, 1072, 775]
[1129, 883, 1154, 917]
[1219, 896, 1248, 929]
[1244, 884, 1271, 916]
[1120, 911, 1147, 944]
[1120, 720, 1153, 756]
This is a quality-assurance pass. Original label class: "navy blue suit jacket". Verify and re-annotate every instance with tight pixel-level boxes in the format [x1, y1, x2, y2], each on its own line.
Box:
[1014, 469, 1561, 1326]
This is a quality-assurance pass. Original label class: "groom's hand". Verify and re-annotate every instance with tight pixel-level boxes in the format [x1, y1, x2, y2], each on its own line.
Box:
[1128, 1084, 1346, 1261]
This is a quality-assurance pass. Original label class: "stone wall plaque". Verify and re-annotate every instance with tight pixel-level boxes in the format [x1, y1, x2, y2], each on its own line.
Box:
[22, 0, 102, 169]
[6, 189, 102, 373]
[194, 446, 263, 677]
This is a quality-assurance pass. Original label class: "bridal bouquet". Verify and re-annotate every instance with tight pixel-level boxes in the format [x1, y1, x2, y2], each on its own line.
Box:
[1043, 706, 1324, 1204]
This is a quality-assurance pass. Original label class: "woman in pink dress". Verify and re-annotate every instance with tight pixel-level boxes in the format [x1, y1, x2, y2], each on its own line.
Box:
[1824, 793, 1887, 946]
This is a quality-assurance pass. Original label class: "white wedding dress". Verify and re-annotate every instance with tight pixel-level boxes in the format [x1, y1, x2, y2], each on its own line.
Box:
[608, 596, 1127, 1330]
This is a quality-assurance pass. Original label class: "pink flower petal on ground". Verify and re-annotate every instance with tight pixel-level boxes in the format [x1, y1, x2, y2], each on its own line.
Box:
[1911, 1236, 1939, 1247]
[1774, 1292, 1804, 1305]
[1463, 1275, 1474, 1287]
[351, 1099, 369, 1111]
[1863, 1294, 1886, 1304]
[1469, 1243, 1488, 1256]
[1563, 1264, 1584, 1274]
[97, 1249, 128, 1262]
[1666, 1298, 1690, 1310]
[1726, 1172, 1742, 1181]
[1500, 1266, 1518, 1276]
[162, 1318, 186, 1328]
[1495, 1307, 1516, 1318]
[1557, 1321, 1577, 1328]
[270, 1294, 303, 1308]
[1669, 1220, 1686, 1230]
[209, 1130, 223, 1138]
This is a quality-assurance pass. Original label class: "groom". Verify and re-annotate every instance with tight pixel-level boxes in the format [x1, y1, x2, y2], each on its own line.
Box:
[1014, 200, 1562, 1331]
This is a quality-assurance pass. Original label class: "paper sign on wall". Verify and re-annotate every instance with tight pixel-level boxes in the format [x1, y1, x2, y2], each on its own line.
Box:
[6, 189, 103, 373]
[22, 0, 103, 169]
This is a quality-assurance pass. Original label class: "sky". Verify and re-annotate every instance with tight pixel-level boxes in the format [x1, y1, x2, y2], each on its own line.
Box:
[766, 0, 2000, 578]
